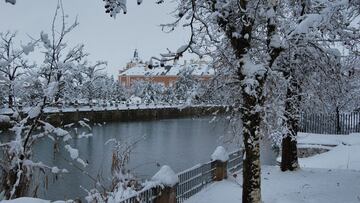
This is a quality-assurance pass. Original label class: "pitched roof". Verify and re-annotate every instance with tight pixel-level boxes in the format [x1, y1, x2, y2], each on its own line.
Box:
[119, 61, 214, 76]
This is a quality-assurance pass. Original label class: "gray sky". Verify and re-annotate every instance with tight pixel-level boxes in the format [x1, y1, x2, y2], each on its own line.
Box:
[0, 0, 191, 76]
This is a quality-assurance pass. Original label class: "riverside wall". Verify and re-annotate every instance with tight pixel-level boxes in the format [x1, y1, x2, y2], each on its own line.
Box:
[0, 105, 227, 129]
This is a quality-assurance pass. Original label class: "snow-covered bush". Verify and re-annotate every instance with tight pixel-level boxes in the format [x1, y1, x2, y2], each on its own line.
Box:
[85, 137, 144, 202]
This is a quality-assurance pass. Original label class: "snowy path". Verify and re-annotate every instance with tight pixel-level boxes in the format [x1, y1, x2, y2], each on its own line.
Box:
[186, 133, 360, 203]
[185, 166, 360, 203]
[298, 132, 360, 170]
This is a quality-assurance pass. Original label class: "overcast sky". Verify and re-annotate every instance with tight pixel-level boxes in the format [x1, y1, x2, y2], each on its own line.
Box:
[0, 0, 191, 76]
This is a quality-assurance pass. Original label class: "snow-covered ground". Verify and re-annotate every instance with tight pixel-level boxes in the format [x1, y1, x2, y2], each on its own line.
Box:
[298, 132, 360, 146]
[1, 197, 66, 203]
[297, 132, 360, 170]
[185, 166, 360, 203]
[185, 133, 360, 203]
[300, 144, 360, 170]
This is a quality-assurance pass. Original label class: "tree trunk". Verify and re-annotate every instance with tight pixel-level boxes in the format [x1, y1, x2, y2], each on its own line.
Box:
[220, 0, 263, 201]
[281, 75, 300, 171]
[8, 94, 13, 108]
[281, 133, 298, 171]
[242, 95, 262, 203]
[8, 82, 14, 108]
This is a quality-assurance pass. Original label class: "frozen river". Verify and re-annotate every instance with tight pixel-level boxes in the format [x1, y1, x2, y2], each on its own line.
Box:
[2, 116, 277, 200]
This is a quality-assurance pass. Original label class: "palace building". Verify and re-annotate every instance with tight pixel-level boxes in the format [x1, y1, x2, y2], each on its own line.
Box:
[118, 50, 214, 87]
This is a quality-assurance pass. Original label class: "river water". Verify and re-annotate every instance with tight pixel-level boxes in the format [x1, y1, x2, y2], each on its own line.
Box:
[1, 117, 277, 200]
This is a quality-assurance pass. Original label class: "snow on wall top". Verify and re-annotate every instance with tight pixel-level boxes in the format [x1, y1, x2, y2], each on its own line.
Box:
[151, 165, 179, 187]
[211, 146, 229, 162]
[119, 61, 214, 77]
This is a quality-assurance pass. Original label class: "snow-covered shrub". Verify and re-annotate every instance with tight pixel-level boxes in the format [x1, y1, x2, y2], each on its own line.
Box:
[85, 137, 144, 202]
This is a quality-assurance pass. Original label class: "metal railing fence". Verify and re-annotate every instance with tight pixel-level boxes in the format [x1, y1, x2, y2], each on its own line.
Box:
[119, 150, 243, 203]
[301, 112, 360, 134]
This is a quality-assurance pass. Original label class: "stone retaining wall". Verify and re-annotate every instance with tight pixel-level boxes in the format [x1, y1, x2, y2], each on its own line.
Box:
[1, 106, 226, 129]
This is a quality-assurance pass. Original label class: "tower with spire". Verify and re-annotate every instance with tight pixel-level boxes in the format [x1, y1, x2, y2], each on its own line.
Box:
[125, 49, 143, 70]
[133, 49, 139, 62]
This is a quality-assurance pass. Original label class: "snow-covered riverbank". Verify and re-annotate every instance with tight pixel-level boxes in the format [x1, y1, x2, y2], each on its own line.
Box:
[185, 133, 360, 203]
[0, 104, 225, 115]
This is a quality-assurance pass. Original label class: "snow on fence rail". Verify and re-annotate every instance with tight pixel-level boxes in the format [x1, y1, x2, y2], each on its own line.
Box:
[119, 150, 243, 203]
[301, 112, 360, 134]
[119, 187, 160, 203]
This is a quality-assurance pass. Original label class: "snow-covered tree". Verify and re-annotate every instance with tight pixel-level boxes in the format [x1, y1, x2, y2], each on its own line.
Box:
[278, 0, 360, 170]
[80, 61, 107, 103]
[102, 1, 283, 201]
[130, 79, 164, 104]
[37, 6, 88, 104]
[171, 66, 199, 104]
[61, 60, 107, 104]
[0, 31, 37, 108]
[0, 4, 89, 199]
[19, 72, 44, 106]
[110, 80, 128, 102]
[103, 0, 360, 202]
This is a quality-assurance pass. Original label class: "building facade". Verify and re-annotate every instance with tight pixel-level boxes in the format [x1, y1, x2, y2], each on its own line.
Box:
[118, 50, 214, 87]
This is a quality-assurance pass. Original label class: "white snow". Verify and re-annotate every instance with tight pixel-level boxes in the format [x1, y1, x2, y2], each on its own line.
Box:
[44, 82, 59, 98]
[0, 104, 224, 116]
[300, 144, 360, 170]
[1, 197, 67, 203]
[119, 61, 214, 76]
[53, 128, 69, 137]
[1, 198, 50, 203]
[242, 56, 266, 77]
[270, 34, 282, 48]
[176, 45, 188, 53]
[78, 120, 91, 130]
[127, 95, 142, 104]
[297, 144, 333, 150]
[51, 167, 60, 174]
[185, 166, 360, 203]
[64, 145, 87, 167]
[64, 145, 79, 160]
[21, 42, 35, 55]
[298, 133, 360, 171]
[298, 132, 360, 146]
[40, 32, 51, 48]
[107, 187, 138, 203]
[78, 132, 93, 139]
[211, 146, 229, 162]
[292, 14, 322, 35]
[186, 133, 360, 203]
[27, 105, 41, 119]
[0, 115, 10, 123]
[151, 165, 179, 187]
